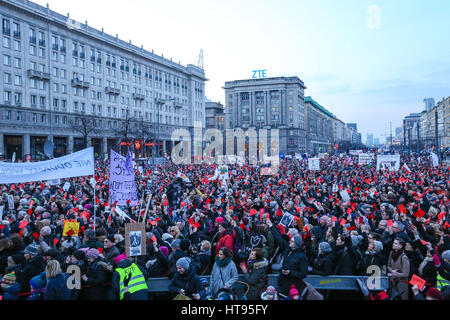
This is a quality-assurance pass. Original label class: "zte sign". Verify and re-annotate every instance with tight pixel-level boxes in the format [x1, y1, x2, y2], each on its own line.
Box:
[252, 70, 267, 79]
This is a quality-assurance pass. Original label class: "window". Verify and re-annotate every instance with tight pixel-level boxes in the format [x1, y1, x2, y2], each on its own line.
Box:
[16, 111, 22, 121]
[4, 91, 12, 103]
[14, 75, 21, 86]
[61, 69, 66, 78]
[61, 84, 67, 94]
[40, 96, 45, 106]
[14, 92, 22, 104]
[13, 57, 21, 68]
[52, 51, 58, 61]
[13, 40, 20, 51]
[32, 113, 37, 122]
[63, 116, 67, 124]
[3, 55, 11, 66]
[30, 45, 37, 55]
[2, 19, 10, 34]
[3, 36, 11, 48]
[52, 67, 58, 77]
[31, 95, 37, 106]
[53, 83, 59, 93]
[5, 110, 11, 120]
[41, 114, 46, 123]
[4, 73, 12, 84]
[60, 54, 66, 64]
[38, 47, 45, 57]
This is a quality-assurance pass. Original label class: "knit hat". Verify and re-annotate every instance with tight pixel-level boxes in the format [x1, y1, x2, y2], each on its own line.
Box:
[442, 250, 450, 261]
[220, 221, 229, 229]
[351, 235, 363, 247]
[180, 239, 190, 252]
[85, 248, 99, 260]
[1, 272, 16, 285]
[114, 253, 127, 265]
[106, 235, 115, 243]
[374, 240, 383, 253]
[171, 239, 181, 249]
[30, 274, 45, 290]
[293, 235, 303, 249]
[426, 287, 441, 300]
[73, 250, 86, 261]
[176, 257, 190, 270]
[61, 240, 75, 249]
[159, 246, 169, 257]
[44, 248, 60, 258]
[319, 242, 332, 254]
[24, 243, 39, 256]
[215, 217, 224, 224]
[265, 286, 277, 296]
[289, 285, 299, 299]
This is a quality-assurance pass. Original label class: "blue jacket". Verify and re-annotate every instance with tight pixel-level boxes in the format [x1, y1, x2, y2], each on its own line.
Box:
[44, 273, 72, 300]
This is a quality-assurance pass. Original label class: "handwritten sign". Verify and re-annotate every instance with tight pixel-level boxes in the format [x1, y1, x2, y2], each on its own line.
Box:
[63, 220, 80, 236]
[125, 223, 146, 258]
[109, 149, 138, 206]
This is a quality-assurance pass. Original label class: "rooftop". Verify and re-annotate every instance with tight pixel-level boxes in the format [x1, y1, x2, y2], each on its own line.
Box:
[304, 96, 336, 119]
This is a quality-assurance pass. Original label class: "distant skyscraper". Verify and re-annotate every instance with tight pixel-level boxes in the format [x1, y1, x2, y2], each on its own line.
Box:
[374, 137, 380, 146]
[423, 98, 435, 112]
[366, 134, 374, 146]
[346, 123, 357, 131]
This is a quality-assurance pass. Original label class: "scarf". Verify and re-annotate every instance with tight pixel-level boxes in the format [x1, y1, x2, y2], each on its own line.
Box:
[247, 259, 256, 269]
[390, 249, 404, 262]
[418, 257, 434, 276]
[215, 257, 232, 268]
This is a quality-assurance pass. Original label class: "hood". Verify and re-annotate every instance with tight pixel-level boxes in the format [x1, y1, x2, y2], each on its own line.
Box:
[117, 258, 133, 269]
[253, 258, 268, 270]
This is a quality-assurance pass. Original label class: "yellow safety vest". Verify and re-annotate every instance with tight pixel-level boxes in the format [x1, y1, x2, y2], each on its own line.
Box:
[116, 263, 148, 300]
[436, 272, 450, 292]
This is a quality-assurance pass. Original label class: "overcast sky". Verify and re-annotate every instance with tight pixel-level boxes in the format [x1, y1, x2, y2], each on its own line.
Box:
[33, 0, 450, 143]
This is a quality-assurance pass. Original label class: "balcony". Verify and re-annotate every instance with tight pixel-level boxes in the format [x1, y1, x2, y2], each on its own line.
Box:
[29, 36, 36, 44]
[97, 58, 101, 63]
[3, 28, 10, 36]
[60, 46, 66, 53]
[52, 44, 58, 50]
[38, 39, 45, 46]
[174, 102, 183, 109]
[90, 56, 95, 62]
[13, 31, 20, 38]
[80, 52, 85, 59]
[105, 87, 120, 95]
[71, 78, 90, 88]
[27, 69, 50, 80]
[132, 93, 145, 100]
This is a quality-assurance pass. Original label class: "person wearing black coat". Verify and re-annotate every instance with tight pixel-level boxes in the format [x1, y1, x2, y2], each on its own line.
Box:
[332, 234, 358, 275]
[267, 221, 308, 297]
[240, 248, 269, 300]
[168, 257, 205, 300]
[20, 243, 45, 293]
[81, 248, 112, 300]
[144, 242, 169, 277]
[310, 242, 334, 276]
[112, 256, 149, 300]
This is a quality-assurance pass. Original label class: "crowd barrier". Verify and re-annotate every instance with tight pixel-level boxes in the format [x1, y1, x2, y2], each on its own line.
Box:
[147, 274, 389, 293]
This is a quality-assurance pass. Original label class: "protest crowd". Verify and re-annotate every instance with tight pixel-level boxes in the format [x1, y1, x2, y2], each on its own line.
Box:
[0, 150, 449, 301]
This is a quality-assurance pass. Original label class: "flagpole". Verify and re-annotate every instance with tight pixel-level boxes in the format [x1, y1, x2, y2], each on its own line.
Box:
[93, 179, 96, 233]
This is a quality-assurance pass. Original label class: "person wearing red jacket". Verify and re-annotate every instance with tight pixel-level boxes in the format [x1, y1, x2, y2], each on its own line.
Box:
[215, 221, 235, 257]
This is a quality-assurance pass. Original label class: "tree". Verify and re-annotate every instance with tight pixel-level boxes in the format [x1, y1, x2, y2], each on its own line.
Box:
[68, 114, 99, 148]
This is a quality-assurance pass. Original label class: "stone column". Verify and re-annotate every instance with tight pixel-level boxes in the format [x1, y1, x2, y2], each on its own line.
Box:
[23, 134, 31, 156]
[0, 133, 4, 157]
[102, 137, 107, 155]
[68, 136, 74, 154]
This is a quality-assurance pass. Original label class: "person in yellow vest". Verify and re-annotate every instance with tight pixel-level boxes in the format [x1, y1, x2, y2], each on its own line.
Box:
[434, 250, 450, 293]
[112, 254, 149, 300]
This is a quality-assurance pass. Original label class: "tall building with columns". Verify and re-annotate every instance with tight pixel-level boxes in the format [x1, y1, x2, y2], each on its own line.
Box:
[224, 76, 307, 155]
[0, 0, 206, 161]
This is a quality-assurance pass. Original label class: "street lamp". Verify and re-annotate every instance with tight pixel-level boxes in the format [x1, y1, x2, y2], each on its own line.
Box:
[153, 98, 176, 165]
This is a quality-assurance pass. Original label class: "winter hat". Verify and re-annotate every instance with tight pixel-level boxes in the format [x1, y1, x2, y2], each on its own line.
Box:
[351, 235, 363, 247]
[289, 285, 299, 299]
[293, 235, 303, 249]
[44, 248, 60, 258]
[215, 217, 224, 224]
[24, 243, 39, 256]
[200, 277, 209, 286]
[159, 246, 169, 257]
[426, 287, 442, 300]
[242, 217, 249, 225]
[374, 240, 383, 253]
[319, 242, 332, 254]
[442, 250, 450, 262]
[289, 228, 299, 237]
[220, 221, 229, 229]
[85, 248, 99, 260]
[171, 239, 181, 249]
[61, 240, 75, 249]
[161, 233, 173, 242]
[114, 253, 127, 265]
[180, 239, 190, 252]
[265, 286, 277, 296]
[106, 235, 115, 243]
[73, 250, 86, 261]
[30, 274, 45, 290]
[1, 272, 16, 285]
[176, 257, 190, 270]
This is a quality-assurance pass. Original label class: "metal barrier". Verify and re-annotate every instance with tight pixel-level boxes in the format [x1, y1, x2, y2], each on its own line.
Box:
[147, 274, 389, 293]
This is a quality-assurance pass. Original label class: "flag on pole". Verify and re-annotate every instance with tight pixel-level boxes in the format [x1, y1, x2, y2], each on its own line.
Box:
[402, 163, 411, 174]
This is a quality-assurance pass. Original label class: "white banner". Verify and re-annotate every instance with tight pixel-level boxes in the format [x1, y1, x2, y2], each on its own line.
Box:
[358, 153, 374, 165]
[376, 154, 400, 171]
[430, 152, 439, 167]
[0, 148, 94, 184]
[308, 158, 320, 171]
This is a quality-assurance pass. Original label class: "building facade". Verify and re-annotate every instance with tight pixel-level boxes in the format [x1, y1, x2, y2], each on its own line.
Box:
[420, 96, 450, 150]
[304, 96, 334, 154]
[224, 76, 307, 155]
[423, 98, 435, 112]
[0, 0, 206, 161]
[402, 112, 422, 151]
[205, 101, 224, 131]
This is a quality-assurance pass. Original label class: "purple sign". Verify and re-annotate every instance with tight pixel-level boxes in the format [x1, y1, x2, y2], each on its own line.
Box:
[109, 149, 138, 206]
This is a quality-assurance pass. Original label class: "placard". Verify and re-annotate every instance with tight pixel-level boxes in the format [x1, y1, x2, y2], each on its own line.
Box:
[376, 154, 400, 171]
[340, 190, 350, 202]
[8, 195, 14, 210]
[358, 153, 374, 165]
[308, 158, 320, 171]
[125, 223, 146, 258]
[63, 182, 71, 192]
[62, 220, 80, 236]
[280, 212, 295, 228]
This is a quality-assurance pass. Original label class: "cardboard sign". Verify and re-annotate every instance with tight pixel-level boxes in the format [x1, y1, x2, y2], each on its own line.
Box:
[63, 220, 80, 236]
[125, 223, 146, 258]
[308, 158, 320, 171]
[280, 212, 295, 228]
[63, 182, 71, 192]
[8, 195, 14, 210]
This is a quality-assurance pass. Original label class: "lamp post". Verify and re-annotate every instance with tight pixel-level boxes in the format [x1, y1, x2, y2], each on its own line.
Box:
[153, 98, 176, 165]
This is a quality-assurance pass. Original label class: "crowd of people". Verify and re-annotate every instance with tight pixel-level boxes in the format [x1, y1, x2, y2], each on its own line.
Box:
[0, 151, 449, 300]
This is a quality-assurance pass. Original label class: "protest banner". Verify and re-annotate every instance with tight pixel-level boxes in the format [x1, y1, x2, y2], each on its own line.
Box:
[430, 152, 439, 167]
[63, 182, 71, 192]
[340, 190, 351, 202]
[0, 205, 4, 221]
[0, 147, 94, 184]
[63, 220, 80, 236]
[308, 158, 320, 171]
[125, 223, 146, 258]
[358, 153, 374, 165]
[109, 149, 139, 206]
[376, 154, 400, 171]
[280, 212, 295, 228]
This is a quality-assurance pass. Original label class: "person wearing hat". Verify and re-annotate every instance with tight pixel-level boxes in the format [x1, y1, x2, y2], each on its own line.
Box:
[81, 248, 112, 300]
[112, 253, 149, 300]
[0, 270, 20, 300]
[168, 257, 205, 300]
[27, 273, 46, 300]
[144, 240, 170, 277]
[412, 285, 442, 300]
[214, 221, 235, 257]
[310, 242, 335, 276]
[261, 285, 278, 300]
[167, 238, 189, 279]
[434, 250, 450, 292]
[102, 235, 120, 265]
[21, 242, 45, 293]
[289, 285, 300, 300]
[266, 219, 308, 297]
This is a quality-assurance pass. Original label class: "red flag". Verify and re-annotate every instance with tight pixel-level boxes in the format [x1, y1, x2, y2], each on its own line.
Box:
[19, 220, 28, 229]
[66, 229, 75, 236]
[276, 207, 283, 217]
[180, 201, 187, 208]
[387, 220, 394, 227]
[53, 238, 59, 246]
[409, 274, 426, 290]
[98, 248, 103, 254]
[249, 209, 257, 216]
[205, 198, 212, 204]
[413, 208, 425, 218]
[33, 232, 40, 239]
[340, 219, 347, 226]
[398, 204, 407, 214]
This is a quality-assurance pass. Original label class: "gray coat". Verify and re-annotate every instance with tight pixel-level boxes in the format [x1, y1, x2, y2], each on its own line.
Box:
[210, 258, 238, 298]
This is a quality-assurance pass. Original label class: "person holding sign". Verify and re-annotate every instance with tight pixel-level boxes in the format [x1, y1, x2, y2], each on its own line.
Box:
[112, 253, 149, 300]
[265, 219, 308, 297]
